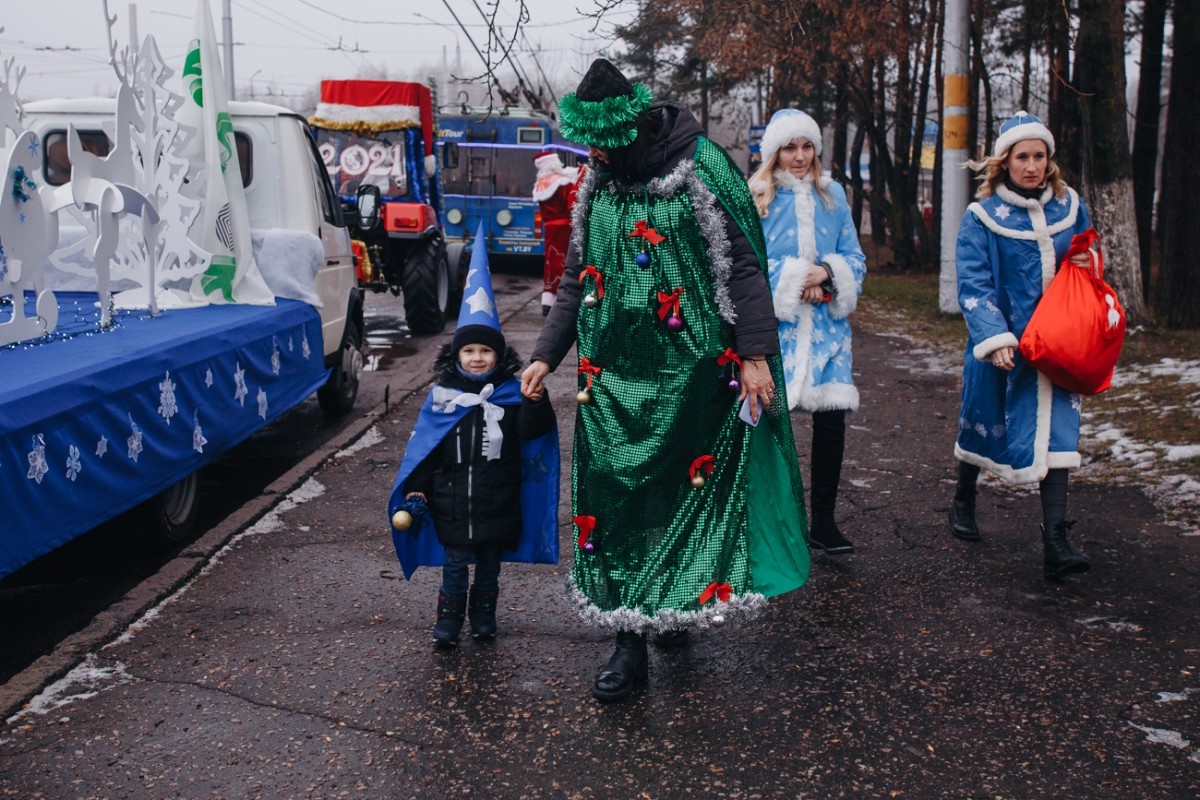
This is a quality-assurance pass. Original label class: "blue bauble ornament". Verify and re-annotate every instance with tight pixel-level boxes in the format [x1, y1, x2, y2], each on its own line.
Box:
[635, 252, 650, 268]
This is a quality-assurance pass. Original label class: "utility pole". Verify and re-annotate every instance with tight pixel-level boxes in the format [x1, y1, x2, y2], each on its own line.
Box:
[128, 3, 138, 49]
[222, 0, 235, 99]
[939, 0, 970, 314]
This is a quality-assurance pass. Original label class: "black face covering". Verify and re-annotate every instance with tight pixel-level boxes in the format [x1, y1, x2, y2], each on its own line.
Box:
[604, 112, 664, 182]
[1003, 175, 1047, 200]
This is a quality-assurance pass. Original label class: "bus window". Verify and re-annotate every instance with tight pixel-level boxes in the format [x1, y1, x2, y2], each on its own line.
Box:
[42, 130, 112, 186]
[517, 126, 545, 145]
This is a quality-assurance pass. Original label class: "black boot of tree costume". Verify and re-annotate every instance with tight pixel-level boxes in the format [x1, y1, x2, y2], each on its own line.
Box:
[1040, 468, 1089, 579]
[808, 410, 854, 554]
[949, 461, 982, 541]
[592, 631, 649, 702]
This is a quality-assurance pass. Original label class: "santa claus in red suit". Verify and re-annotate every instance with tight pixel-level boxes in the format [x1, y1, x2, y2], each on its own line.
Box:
[532, 151, 583, 315]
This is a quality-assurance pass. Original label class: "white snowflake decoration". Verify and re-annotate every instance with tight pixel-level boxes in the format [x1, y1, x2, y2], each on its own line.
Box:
[96, 435, 108, 458]
[995, 204, 1012, 221]
[257, 387, 268, 420]
[975, 423, 988, 438]
[127, 416, 143, 462]
[288, 337, 294, 352]
[66, 444, 82, 481]
[157, 371, 178, 424]
[192, 410, 207, 453]
[27, 433, 49, 484]
[233, 362, 248, 406]
[962, 297, 979, 312]
[271, 339, 281, 375]
[301, 333, 311, 360]
[205, 367, 213, 388]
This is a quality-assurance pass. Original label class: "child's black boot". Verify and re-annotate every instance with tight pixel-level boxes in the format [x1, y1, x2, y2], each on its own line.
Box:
[433, 592, 467, 648]
[468, 587, 499, 640]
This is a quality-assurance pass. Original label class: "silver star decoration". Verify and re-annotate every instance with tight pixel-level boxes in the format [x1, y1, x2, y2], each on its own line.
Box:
[96, 435, 108, 458]
[27, 434, 49, 485]
[234, 362, 248, 406]
[192, 411, 208, 453]
[127, 418, 143, 462]
[66, 445, 82, 482]
[205, 368, 214, 388]
[464, 286, 495, 317]
[257, 387, 268, 420]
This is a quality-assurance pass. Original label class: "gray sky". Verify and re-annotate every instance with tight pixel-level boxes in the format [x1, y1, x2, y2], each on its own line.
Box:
[1, 0, 634, 105]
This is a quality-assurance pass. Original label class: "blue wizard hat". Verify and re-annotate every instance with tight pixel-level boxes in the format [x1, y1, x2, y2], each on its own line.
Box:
[451, 223, 505, 355]
[994, 110, 1055, 157]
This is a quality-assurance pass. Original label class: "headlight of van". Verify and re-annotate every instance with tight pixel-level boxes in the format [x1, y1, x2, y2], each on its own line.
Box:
[496, 209, 513, 227]
[446, 208, 464, 225]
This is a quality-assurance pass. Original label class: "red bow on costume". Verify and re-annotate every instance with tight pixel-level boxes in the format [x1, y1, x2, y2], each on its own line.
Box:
[578, 357, 602, 390]
[573, 515, 596, 548]
[716, 347, 742, 368]
[579, 265, 605, 299]
[657, 287, 683, 321]
[690, 454, 715, 480]
[698, 581, 732, 605]
[629, 220, 665, 245]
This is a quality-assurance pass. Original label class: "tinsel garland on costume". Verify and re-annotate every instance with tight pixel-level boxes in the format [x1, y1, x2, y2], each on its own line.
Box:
[558, 83, 653, 149]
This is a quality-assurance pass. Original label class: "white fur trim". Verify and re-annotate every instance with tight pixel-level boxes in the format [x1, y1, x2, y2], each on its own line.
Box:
[796, 382, 859, 413]
[566, 581, 767, 633]
[783, 302, 814, 411]
[541, 290, 556, 307]
[994, 117, 1055, 158]
[424, 154, 437, 178]
[821, 253, 858, 320]
[314, 101, 421, 127]
[760, 110, 823, 164]
[534, 152, 564, 171]
[773, 256, 809, 322]
[972, 332, 1019, 361]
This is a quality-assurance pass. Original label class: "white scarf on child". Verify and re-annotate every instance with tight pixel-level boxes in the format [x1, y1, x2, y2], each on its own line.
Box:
[433, 383, 506, 460]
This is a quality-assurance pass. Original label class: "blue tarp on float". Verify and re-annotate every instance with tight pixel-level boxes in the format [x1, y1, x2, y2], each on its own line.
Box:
[0, 292, 329, 579]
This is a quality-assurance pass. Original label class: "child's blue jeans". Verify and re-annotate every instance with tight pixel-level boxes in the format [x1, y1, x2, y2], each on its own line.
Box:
[441, 544, 502, 597]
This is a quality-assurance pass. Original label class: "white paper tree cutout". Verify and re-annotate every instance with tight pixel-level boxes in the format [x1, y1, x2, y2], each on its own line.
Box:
[0, 40, 60, 347]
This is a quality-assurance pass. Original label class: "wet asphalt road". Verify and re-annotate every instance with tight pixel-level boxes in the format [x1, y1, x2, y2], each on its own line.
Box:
[2, 272, 1199, 798]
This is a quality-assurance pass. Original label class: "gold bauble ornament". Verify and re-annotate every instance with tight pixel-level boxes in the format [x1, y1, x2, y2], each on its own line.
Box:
[391, 510, 413, 531]
[691, 474, 706, 488]
[576, 389, 591, 404]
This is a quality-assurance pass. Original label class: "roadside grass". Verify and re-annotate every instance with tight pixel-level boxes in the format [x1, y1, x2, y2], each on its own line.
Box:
[860, 269, 1200, 528]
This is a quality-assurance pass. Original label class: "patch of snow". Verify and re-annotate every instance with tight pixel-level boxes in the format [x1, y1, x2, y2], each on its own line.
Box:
[1165, 445, 1200, 462]
[335, 425, 385, 458]
[1128, 722, 1191, 749]
[1156, 688, 1199, 703]
[6, 655, 132, 724]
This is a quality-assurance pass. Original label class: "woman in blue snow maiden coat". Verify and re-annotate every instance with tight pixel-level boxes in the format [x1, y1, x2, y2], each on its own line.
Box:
[949, 111, 1095, 580]
[748, 109, 867, 556]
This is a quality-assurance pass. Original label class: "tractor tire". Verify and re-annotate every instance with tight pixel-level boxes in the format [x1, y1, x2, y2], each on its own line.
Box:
[401, 236, 450, 335]
[317, 321, 363, 417]
[445, 241, 469, 319]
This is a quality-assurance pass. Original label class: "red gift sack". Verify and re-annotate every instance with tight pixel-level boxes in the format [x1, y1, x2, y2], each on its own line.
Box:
[1018, 228, 1125, 395]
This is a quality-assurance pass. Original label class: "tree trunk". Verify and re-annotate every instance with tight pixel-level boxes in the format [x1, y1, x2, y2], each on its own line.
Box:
[1073, 0, 1145, 322]
[1156, 0, 1200, 328]
[1132, 0, 1167, 302]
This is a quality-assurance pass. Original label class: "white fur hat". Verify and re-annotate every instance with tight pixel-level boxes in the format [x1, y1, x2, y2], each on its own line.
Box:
[993, 110, 1055, 157]
[760, 108, 823, 163]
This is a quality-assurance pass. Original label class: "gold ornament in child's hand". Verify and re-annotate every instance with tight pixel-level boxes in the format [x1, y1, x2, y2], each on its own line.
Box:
[391, 510, 413, 531]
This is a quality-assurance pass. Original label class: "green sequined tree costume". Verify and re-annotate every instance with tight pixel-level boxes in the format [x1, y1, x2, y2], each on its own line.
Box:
[569, 138, 810, 632]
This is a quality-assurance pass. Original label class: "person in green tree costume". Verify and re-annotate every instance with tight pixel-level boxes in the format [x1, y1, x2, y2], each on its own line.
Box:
[521, 59, 810, 702]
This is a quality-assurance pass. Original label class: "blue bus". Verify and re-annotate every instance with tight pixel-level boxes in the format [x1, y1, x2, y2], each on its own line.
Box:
[437, 107, 586, 270]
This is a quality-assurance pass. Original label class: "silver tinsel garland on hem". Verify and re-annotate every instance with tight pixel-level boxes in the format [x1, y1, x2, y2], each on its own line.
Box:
[565, 580, 767, 634]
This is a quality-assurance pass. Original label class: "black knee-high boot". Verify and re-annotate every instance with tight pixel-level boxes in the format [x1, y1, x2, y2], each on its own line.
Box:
[949, 461, 982, 541]
[1040, 468, 1089, 579]
[809, 410, 854, 554]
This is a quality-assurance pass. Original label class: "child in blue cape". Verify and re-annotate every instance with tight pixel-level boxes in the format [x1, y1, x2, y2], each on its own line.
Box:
[389, 236, 559, 647]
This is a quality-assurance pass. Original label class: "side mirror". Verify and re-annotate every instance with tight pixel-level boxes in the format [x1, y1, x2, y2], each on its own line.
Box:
[442, 142, 460, 170]
[356, 184, 381, 230]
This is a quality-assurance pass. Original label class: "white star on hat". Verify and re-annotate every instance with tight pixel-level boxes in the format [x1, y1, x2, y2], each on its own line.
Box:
[465, 286, 495, 317]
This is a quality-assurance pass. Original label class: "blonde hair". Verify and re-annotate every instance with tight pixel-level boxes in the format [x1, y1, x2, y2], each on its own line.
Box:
[749, 141, 835, 217]
[965, 142, 1068, 200]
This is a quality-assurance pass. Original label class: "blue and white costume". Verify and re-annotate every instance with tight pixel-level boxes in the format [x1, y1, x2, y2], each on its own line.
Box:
[760, 172, 867, 412]
[954, 183, 1091, 484]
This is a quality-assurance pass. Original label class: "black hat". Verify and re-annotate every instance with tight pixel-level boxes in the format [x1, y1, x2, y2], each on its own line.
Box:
[575, 58, 635, 102]
[452, 323, 505, 357]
